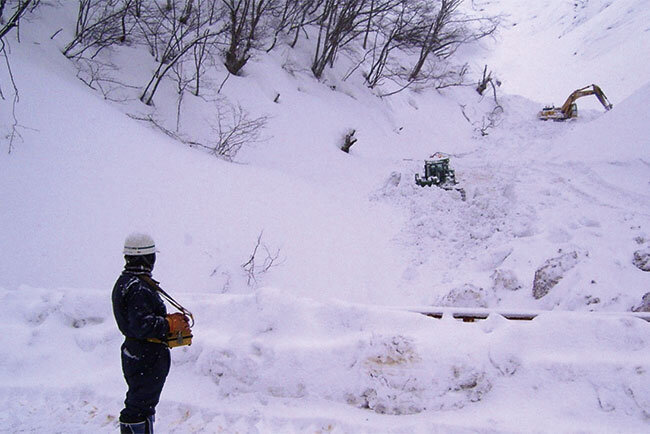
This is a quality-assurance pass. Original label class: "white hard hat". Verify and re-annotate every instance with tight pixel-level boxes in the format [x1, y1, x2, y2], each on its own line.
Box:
[123, 233, 158, 256]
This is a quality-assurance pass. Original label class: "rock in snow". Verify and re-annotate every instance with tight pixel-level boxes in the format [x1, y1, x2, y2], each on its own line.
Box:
[491, 269, 522, 292]
[532, 251, 581, 299]
[633, 246, 650, 272]
[632, 292, 650, 312]
[439, 284, 493, 308]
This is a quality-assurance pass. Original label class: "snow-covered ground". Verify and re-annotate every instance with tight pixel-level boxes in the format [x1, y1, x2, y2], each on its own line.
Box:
[1, 1, 648, 432]
[477, 0, 650, 107]
[3, 287, 649, 432]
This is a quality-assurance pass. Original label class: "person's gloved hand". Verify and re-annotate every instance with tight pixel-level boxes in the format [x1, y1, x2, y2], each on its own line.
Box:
[166, 313, 191, 335]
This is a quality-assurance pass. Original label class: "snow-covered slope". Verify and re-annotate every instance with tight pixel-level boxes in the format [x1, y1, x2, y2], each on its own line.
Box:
[478, 0, 650, 107]
[1, 1, 649, 432]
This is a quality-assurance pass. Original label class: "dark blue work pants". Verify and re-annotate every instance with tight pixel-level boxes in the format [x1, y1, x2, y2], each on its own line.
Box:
[119, 339, 171, 423]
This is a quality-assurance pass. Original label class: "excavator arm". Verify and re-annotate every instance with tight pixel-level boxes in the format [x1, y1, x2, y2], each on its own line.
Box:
[560, 84, 613, 117]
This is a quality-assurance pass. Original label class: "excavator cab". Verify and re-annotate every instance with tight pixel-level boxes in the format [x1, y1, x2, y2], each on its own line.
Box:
[538, 84, 612, 121]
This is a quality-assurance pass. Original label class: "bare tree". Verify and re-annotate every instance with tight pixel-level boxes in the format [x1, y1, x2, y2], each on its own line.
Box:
[169, 59, 193, 131]
[408, 0, 497, 81]
[266, 0, 301, 51]
[63, 1, 223, 104]
[0, 0, 37, 39]
[139, 0, 222, 105]
[265, 0, 324, 50]
[222, 0, 276, 75]
[310, 0, 399, 79]
[358, 0, 498, 94]
[363, 0, 419, 88]
[190, 3, 218, 96]
[63, 0, 135, 59]
[311, 0, 365, 79]
[132, 2, 168, 60]
[171, 0, 221, 99]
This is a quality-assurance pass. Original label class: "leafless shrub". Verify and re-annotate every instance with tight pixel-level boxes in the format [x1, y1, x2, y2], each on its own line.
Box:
[73, 57, 139, 101]
[205, 103, 269, 160]
[241, 230, 283, 286]
[128, 102, 268, 161]
[459, 102, 502, 136]
[209, 265, 233, 293]
[477, 104, 502, 136]
[415, 60, 468, 89]
[190, 17, 219, 96]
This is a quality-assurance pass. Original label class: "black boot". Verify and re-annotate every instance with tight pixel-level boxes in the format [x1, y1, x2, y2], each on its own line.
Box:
[119, 415, 154, 433]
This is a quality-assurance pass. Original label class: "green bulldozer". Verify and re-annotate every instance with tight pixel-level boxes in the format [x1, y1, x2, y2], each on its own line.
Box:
[415, 152, 466, 200]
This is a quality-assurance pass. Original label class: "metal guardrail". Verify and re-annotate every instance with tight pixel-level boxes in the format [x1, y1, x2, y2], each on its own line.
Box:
[399, 306, 650, 323]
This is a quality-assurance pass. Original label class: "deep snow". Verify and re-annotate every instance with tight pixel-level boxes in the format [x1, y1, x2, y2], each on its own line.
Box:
[1, 0, 649, 432]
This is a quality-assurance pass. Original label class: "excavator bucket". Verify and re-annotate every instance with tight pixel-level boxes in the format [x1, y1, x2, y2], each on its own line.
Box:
[593, 85, 613, 111]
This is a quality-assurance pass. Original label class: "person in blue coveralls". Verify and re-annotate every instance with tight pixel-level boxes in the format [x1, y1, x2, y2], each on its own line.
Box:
[112, 233, 190, 434]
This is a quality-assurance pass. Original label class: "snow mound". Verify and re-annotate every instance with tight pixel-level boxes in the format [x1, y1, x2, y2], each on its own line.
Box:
[553, 81, 650, 163]
[2, 285, 650, 431]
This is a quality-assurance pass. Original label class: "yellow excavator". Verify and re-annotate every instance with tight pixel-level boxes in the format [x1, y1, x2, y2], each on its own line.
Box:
[538, 84, 613, 120]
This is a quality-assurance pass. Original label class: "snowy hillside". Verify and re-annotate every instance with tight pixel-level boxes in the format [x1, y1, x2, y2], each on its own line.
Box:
[1, 0, 649, 432]
[478, 0, 650, 107]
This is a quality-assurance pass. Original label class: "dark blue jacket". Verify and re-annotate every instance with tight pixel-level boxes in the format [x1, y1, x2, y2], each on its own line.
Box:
[112, 271, 169, 340]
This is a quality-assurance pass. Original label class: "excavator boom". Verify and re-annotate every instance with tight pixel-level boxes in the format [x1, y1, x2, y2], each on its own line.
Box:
[539, 84, 613, 120]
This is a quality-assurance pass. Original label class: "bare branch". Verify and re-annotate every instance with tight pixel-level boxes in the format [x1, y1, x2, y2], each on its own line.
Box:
[74, 57, 139, 102]
[241, 230, 282, 286]
[0, 0, 34, 40]
[459, 101, 503, 136]
[0, 1, 40, 154]
[1, 39, 21, 153]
